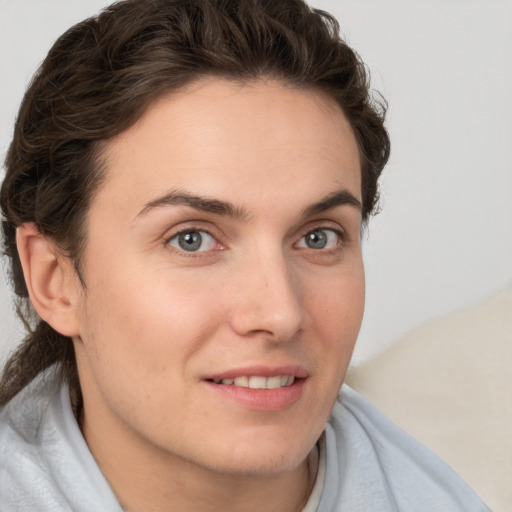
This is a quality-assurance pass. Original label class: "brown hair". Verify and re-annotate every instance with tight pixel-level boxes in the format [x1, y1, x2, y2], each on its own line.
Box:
[0, 0, 390, 405]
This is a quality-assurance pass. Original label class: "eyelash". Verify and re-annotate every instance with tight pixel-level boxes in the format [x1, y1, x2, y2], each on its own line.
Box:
[164, 225, 347, 255]
[165, 226, 222, 255]
[295, 226, 346, 252]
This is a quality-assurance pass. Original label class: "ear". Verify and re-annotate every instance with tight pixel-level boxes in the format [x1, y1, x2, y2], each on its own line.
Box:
[16, 223, 81, 337]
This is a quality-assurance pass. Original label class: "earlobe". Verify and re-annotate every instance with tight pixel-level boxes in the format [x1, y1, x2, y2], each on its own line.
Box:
[16, 223, 81, 337]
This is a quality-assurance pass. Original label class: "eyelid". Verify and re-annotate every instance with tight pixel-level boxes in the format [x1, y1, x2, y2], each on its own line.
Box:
[163, 224, 225, 254]
[169, 230, 216, 252]
[298, 220, 347, 239]
[293, 219, 349, 252]
[161, 220, 348, 253]
[297, 227, 342, 247]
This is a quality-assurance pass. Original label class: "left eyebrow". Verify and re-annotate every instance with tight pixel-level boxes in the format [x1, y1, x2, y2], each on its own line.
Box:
[301, 189, 362, 217]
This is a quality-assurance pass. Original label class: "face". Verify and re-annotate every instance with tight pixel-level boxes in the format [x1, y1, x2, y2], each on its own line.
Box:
[71, 79, 364, 479]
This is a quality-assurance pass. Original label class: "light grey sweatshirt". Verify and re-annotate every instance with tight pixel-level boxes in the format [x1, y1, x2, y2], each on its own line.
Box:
[0, 367, 490, 511]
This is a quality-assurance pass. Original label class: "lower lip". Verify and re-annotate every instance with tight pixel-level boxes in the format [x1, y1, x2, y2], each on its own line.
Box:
[203, 379, 307, 411]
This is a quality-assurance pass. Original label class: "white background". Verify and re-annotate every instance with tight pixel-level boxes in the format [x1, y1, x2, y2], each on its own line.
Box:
[1, 0, 511, 366]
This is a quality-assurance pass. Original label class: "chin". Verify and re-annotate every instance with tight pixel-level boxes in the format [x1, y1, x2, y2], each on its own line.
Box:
[206, 453, 306, 479]
[190, 430, 317, 479]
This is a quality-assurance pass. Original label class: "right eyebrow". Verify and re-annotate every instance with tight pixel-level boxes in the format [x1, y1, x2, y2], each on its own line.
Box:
[135, 189, 249, 220]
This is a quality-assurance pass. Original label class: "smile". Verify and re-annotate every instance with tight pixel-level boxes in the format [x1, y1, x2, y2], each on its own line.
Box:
[204, 373, 306, 411]
[210, 375, 296, 389]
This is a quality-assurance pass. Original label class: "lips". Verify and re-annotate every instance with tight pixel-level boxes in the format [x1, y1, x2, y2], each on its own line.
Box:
[203, 366, 308, 410]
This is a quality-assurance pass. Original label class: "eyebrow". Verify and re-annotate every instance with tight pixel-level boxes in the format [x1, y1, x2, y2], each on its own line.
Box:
[136, 189, 249, 219]
[301, 189, 362, 217]
[136, 187, 361, 220]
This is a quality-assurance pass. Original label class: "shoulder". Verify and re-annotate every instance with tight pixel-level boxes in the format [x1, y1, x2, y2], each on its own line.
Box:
[0, 367, 61, 440]
[317, 385, 491, 512]
[0, 367, 121, 512]
[0, 368, 67, 510]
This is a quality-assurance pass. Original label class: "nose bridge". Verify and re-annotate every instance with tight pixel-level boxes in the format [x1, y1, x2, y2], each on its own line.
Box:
[229, 242, 304, 341]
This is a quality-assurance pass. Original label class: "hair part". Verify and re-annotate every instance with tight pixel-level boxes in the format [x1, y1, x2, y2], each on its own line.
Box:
[0, 0, 390, 405]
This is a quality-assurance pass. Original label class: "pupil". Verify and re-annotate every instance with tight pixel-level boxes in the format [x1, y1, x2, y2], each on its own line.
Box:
[306, 230, 327, 249]
[179, 231, 202, 251]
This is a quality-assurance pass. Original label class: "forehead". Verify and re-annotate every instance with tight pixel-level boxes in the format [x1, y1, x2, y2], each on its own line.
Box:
[94, 79, 361, 216]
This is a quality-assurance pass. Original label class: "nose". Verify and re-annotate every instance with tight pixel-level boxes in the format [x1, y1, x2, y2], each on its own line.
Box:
[227, 249, 304, 342]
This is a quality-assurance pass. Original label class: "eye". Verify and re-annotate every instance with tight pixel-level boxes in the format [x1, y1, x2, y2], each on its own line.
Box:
[168, 230, 217, 252]
[297, 228, 340, 250]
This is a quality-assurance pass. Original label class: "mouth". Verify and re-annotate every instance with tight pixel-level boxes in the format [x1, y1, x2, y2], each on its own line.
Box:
[207, 375, 296, 389]
[203, 368, 307, 411]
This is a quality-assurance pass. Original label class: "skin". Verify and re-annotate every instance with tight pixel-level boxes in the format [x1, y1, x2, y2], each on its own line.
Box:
[24, 79, 365, 511]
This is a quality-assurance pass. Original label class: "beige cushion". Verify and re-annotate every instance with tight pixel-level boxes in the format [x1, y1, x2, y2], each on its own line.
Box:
[346, 285, 512, 512]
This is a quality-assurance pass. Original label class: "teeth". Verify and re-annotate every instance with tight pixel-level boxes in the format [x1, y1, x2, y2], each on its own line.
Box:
[248, 376, 267, 389]
[219, 375, 296, 389]
[233, 376, 249, 387]
[266, 376, 282, 389]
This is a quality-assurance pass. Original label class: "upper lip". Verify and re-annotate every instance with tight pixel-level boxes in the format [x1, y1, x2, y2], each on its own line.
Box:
[204, 364, 309, 381]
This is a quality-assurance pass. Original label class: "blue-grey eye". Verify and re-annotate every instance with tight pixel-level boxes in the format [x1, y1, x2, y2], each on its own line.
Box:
[169, 230, 216, 252]
[298, 229, 339, 250]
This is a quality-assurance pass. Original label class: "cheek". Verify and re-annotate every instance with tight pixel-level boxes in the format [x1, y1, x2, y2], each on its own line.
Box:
[75, 271, 227, 427]
[304, 264, 365, 391]
[307, 265, 365, 340]
[114, 277, 214, 328]
[77, 265, 225, 379]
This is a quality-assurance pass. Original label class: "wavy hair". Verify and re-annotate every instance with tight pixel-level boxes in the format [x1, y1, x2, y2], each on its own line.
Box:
[0, 0, 390, 405]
